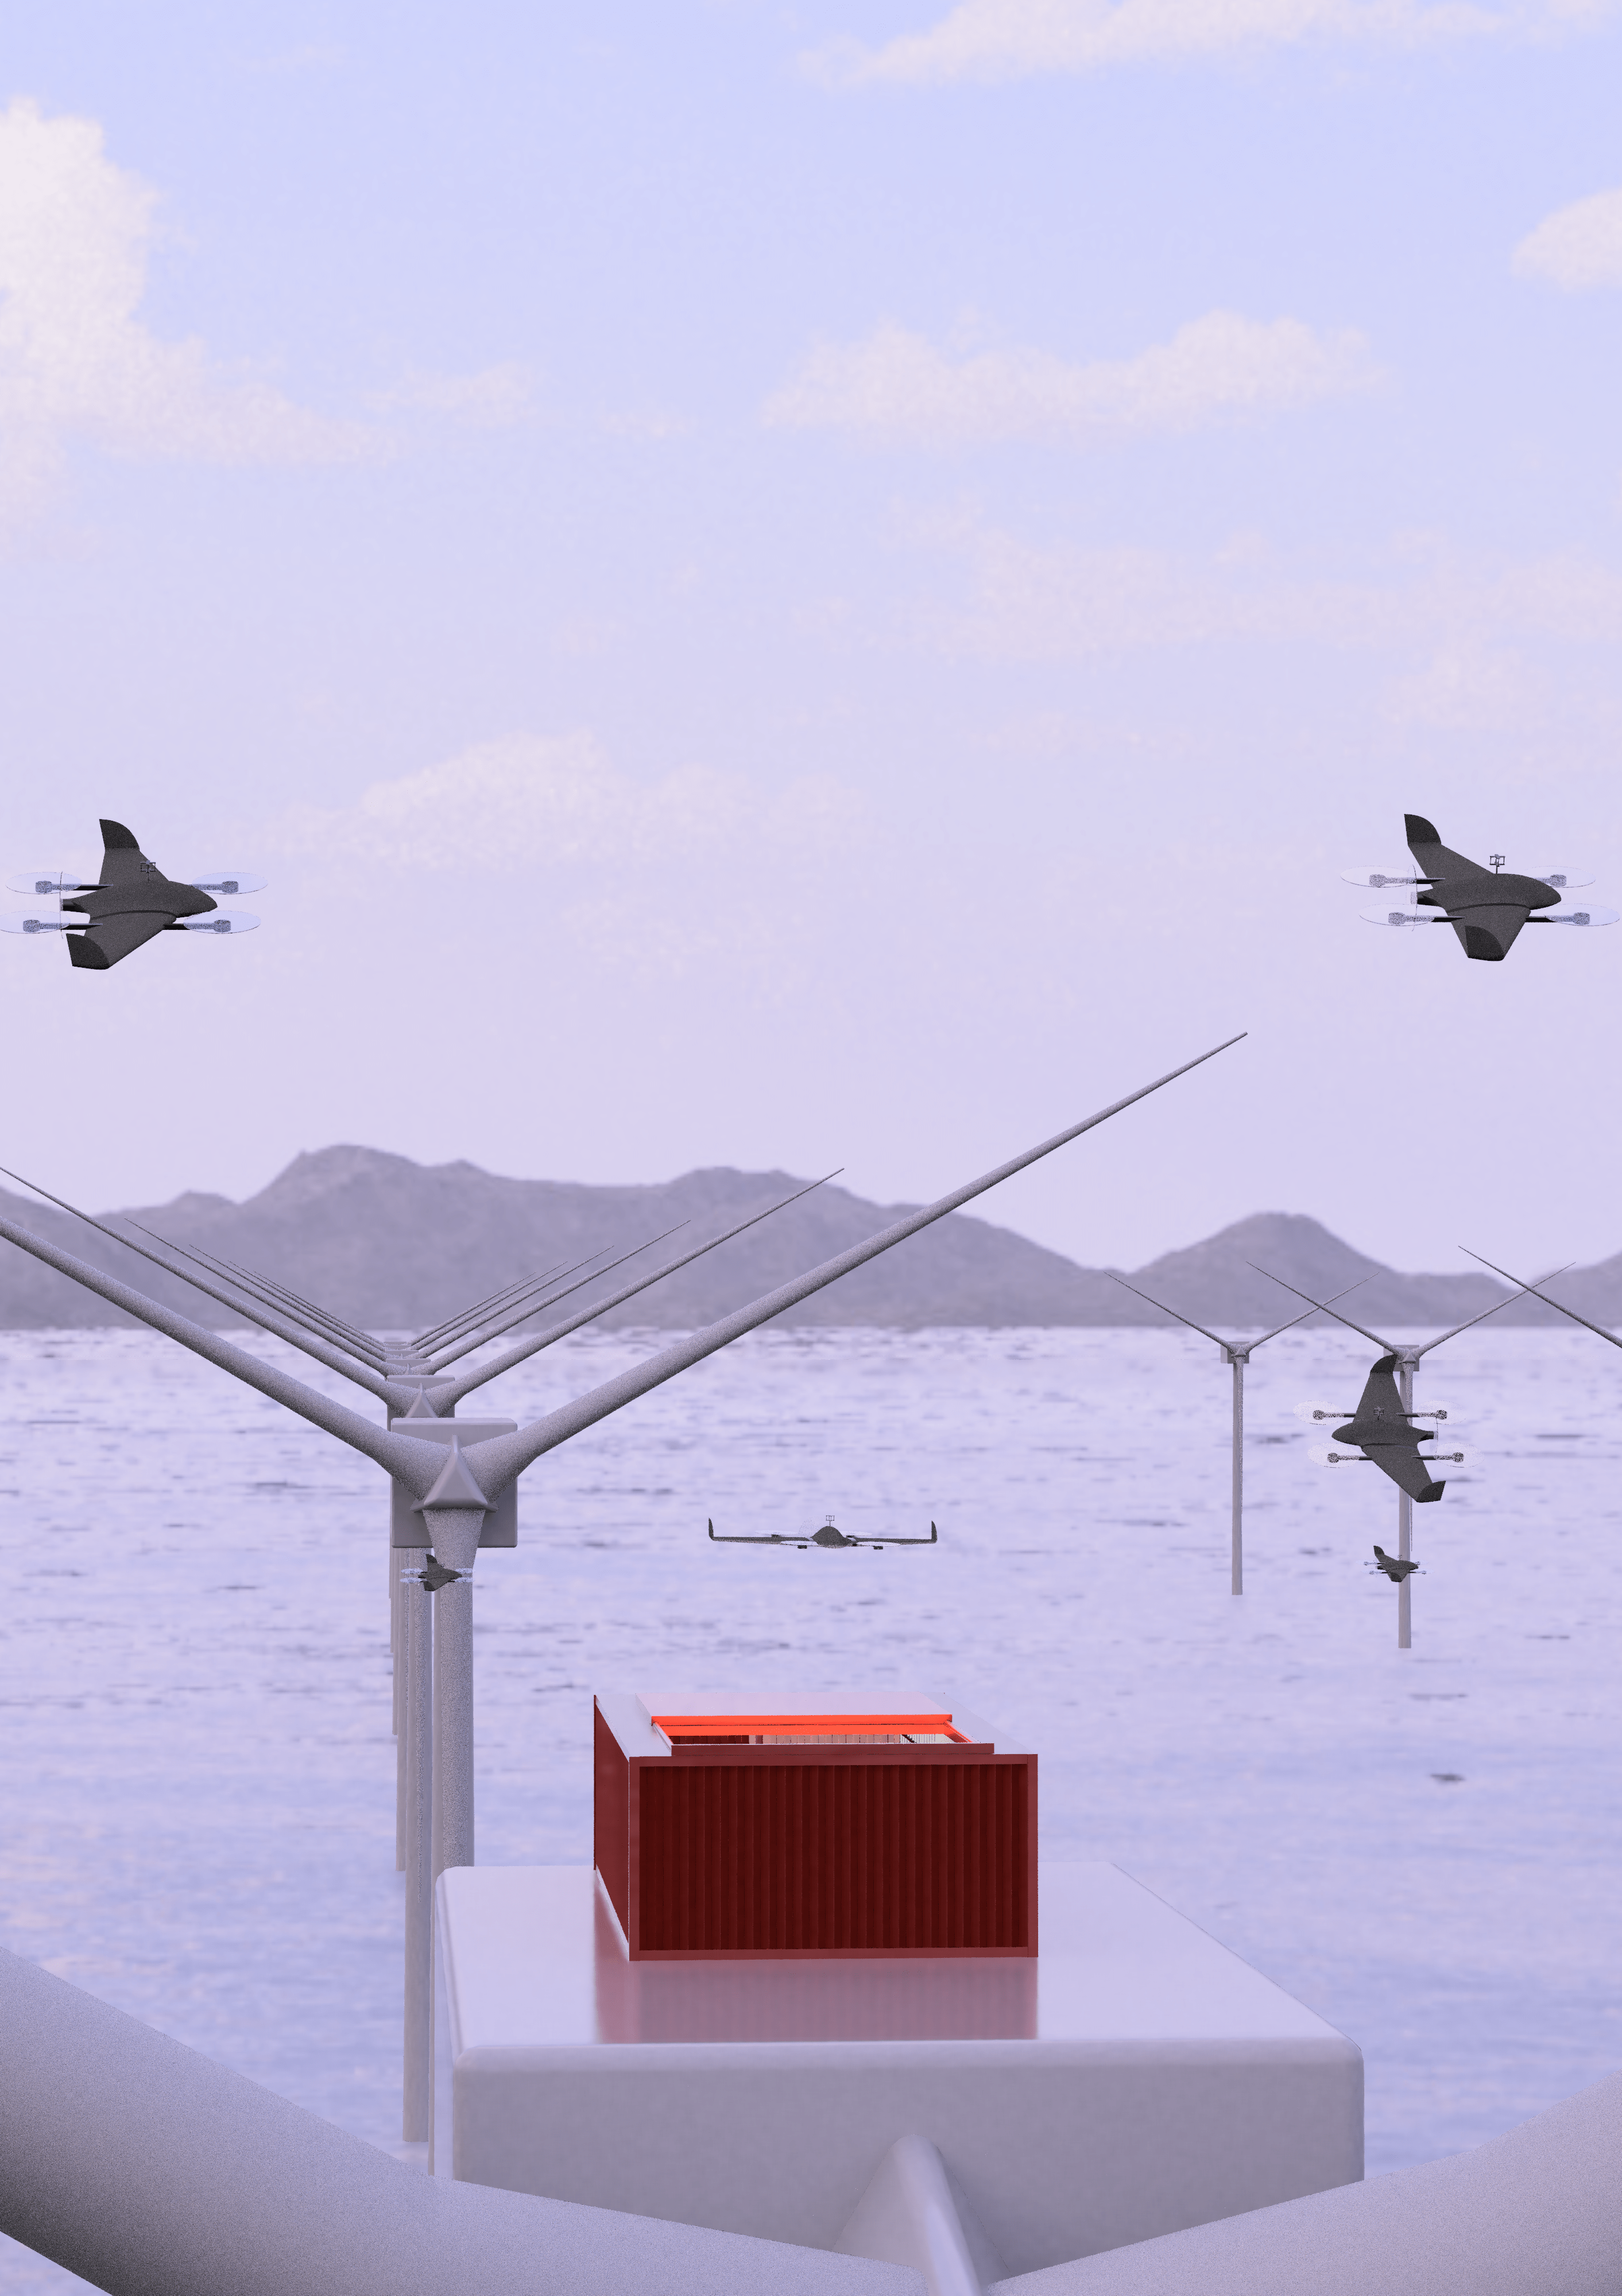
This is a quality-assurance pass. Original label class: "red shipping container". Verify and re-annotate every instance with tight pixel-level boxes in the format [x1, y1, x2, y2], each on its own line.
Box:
[594, 1694, 1037, 1960]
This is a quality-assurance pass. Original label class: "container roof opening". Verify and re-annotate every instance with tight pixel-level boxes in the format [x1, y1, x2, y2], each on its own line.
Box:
[650, 1710, 970, 1747]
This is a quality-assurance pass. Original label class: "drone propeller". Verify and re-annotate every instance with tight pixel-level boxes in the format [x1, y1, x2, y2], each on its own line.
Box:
[6, 870, 91, 897]
[1, 911, 83, 936]
[1341, 867, 1427, 890]
[1535, 870, 1594, 891]
[1293, 1400, 1350, 1424]
[185, 871, 268, 895]
[1307, 1444, 1366, 1465]
[172, 910, 260, 934]
[1360, 906, 1440, 929]
[1538, 905, 1618, 929]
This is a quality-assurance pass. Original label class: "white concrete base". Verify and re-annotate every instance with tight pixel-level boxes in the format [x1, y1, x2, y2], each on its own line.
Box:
[433, 1864, 1361, 2278]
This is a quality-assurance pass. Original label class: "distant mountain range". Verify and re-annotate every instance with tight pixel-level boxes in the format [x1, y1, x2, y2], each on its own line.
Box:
[0, 1145, 1615, 1335]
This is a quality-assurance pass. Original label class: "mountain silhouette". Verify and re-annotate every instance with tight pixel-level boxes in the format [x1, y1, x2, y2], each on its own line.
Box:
[0, 1147, 1610, 1333]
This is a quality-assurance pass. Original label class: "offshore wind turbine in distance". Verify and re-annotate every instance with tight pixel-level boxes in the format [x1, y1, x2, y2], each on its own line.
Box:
[1104, 1270, 1367, 1596]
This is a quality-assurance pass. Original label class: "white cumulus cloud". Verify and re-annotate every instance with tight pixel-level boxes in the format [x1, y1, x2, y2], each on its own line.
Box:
[762, 311, 1379, 447]
[0, 96, 376, 518]
[274, 732, 867, 878]
[1513, 186, 1622, 289]
[270, 734, 876, 984]
[907, 519, 1622, 672]
[808, 0, 1610, 83]
[368, 362, 536, 426]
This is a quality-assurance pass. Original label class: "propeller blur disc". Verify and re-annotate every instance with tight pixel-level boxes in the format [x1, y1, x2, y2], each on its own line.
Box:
[185, 871, 268, 895]
[176, 909, 259, 934]
[6, 870, 87, 897]
[1360, 906, 1436, 929]
[1, 912, 78, 935]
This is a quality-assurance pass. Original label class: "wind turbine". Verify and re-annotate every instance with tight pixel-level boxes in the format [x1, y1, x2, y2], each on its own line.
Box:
[0, 1161, 835, 1888]
[1459, 1247, 1622, 1378]
[1252, 1266, 1557, 1647]
[1105, 1274, 1367, 1594]
[0, 1032, 1244, 2138]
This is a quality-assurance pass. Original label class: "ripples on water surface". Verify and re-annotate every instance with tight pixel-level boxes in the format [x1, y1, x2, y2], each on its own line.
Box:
[2, 1323, 1619, 2289]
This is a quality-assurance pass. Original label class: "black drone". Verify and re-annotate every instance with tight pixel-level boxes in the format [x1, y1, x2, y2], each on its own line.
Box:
[1345, 815, 1615, 962]
[5, 820, 264, 969]
[707, 1514, 938, 1551]
[1300, 1356, 1463, 1503]
[1371, 1546, 1423, 1585]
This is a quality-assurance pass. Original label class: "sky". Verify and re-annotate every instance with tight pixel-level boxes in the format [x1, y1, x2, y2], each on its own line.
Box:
[3, 1, 1622, 1275]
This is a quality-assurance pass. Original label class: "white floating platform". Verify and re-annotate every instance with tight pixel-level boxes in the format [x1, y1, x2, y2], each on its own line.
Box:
[433, 1862, 1362, 2278]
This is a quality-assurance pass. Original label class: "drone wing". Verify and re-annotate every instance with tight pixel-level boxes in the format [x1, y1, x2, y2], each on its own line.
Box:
[878, 1522, 939, 1545]
[1446, 904, 1531, 964]
[1405, 816, 1539, 961]
[1369, 1449, 1447, 1504]
[1344, 1355, 1404, 1426]
[65, 910, 172, 972]
[95, 820, 164, 887]
[706, 1518, 791, 1544]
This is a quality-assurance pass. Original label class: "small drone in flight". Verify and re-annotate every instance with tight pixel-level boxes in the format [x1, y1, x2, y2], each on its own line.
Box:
[1344, 814, 1615, 963]
[4, 820, 264, 971]
[707, 1514, 938, 1550]
[1298, 1356, 1464, 1503]
[1371, 1546, 1423, 1585]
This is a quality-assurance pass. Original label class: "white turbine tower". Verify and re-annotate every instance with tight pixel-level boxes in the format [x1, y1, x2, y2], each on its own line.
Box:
[1105, 1273, 1368, 1595]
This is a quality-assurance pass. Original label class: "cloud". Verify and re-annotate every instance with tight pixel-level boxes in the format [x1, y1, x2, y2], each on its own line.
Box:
[1513, 186, 1622, 289]
[0, 97, 376, 518]
[270, 733, 876, 984]
[905, 520, 1622, 665]
[368, 362, 536, 426]
[762, 311, 1379, 447]
[880, 521, 1622, 736]
[278, 733, 738, 871]
[807, 0, 1611, 84]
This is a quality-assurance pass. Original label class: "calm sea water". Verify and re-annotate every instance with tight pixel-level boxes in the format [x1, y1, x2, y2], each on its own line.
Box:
[2, 1322, 1619, 2289]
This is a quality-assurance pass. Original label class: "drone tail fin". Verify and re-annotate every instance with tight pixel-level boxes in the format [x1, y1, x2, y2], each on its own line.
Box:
[1416, 1479, 1446, 1503]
